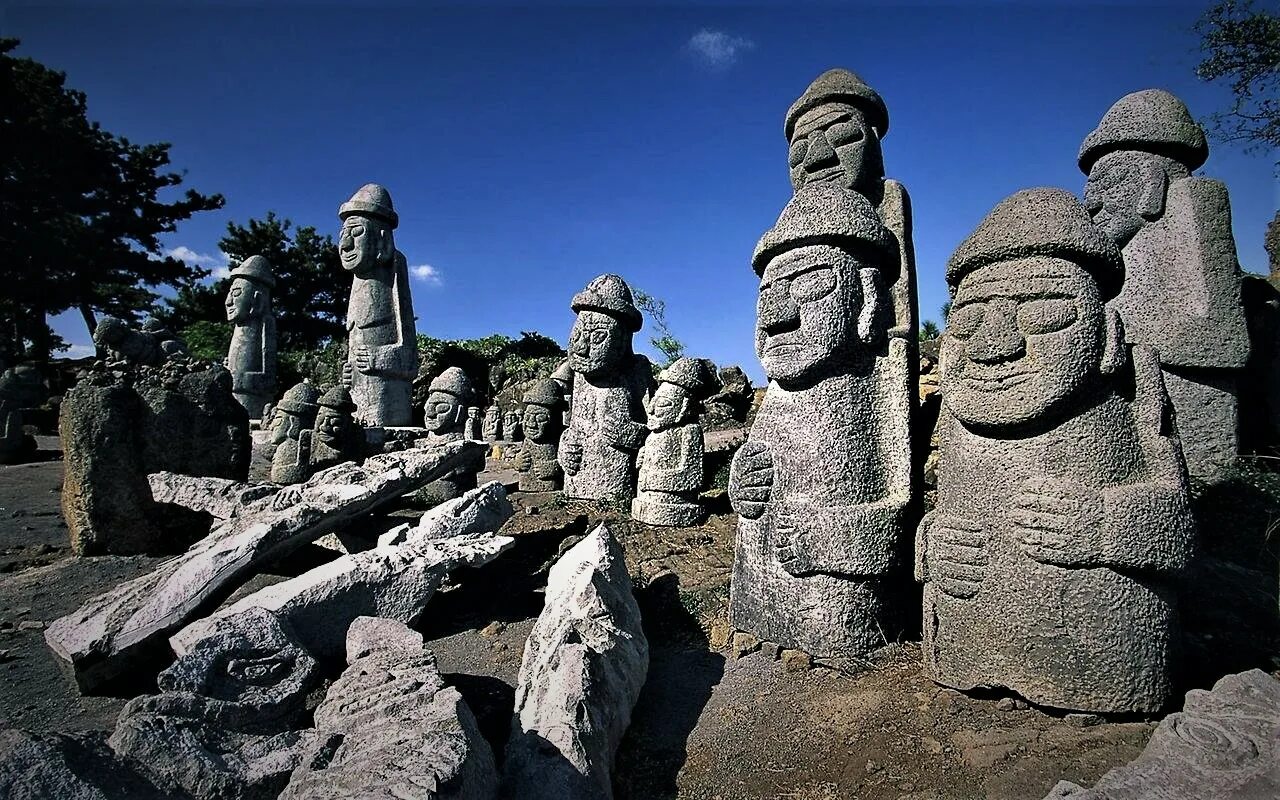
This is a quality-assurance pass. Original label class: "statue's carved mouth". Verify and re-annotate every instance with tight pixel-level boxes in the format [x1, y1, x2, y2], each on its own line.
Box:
[962, 369, 1035, 390]
[807, 166, 845, 184]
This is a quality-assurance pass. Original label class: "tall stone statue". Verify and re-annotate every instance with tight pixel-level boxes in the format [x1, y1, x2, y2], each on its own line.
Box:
[270, 382, 321, 485]
[558, 274, 654, 502]
[482, 405, 502, 442]
[0, 366, 43, 465]
[514, 379, 566, 492]
[339, 184, 417, 428]
[633, 357, 712, 527]
[1080, 89, 1250, 483]
[308, 386, 364, 473]
[728, 183, 914, 667]
[465, 406, 482, 440]
[418, 367, 485, 506]
[503, 408, 523, 442]
[224, 255, 277, 419]
[919, 188, 1195, 713]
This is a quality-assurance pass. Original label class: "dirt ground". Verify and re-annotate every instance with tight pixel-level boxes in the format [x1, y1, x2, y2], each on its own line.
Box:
[1, 440, 1276, 799]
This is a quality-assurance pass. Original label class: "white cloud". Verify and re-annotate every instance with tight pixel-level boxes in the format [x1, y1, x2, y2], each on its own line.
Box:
[410, 264, 443, 286]
[167, 246, 229, 270]
[63, 344, 97, 359]
[212, 265, 233, 279]
[685, 29, 755, 70]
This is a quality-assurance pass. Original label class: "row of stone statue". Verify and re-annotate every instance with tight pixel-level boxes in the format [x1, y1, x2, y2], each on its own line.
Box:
[726, 69, 1255, 715]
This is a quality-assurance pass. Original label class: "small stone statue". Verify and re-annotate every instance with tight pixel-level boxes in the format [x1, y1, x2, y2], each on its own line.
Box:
[633, 358, 713, 526]
[224, 255, 277, 419]
[728, 183, 914, 667]
[92, 316, 188, 367]
[550, 359, 574, 426]
[465, 406, 482, 440]
[0, 365, 43, 464]
[1080, 89, 1250, 483]
[482, 405, 502, 442]
[270, 381, 321, 485]
[514, 379, 566, 492]
[559, 274, 654, 502]
[339, 184, 418, 428]
[919, 188, 1195, 713]
[418, 367, 485, 506]
[503, 408, 523, 442]
[308, 386, 364, 473]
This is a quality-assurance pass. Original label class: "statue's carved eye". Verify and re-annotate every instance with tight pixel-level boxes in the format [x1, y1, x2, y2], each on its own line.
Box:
[589, 329, 609, 345]
[1017, 298, 1078, 335]
[948, 303, 985, 339]
[789, 265, 837, 303]
[226, 655, 291, 685]
[825, 121, 864, 147]
[788, 139, 807, 167]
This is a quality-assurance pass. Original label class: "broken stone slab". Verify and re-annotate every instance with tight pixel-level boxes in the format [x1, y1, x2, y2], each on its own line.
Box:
[45, 440, 483, 692]
[109, 607, 318, 800]
[280, 616, 497, 800]
[500, 524, 648, 800]
[0, 728, 176, 800]
[147, 472, 276, 520]
[1043, 669, 1280, 800]
[172, 481, 516, 662]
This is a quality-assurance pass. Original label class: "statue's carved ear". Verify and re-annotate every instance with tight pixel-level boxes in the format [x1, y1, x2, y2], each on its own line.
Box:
[1138, 164, 1168, 221]
[1100, 306, 1127, 376]
[857, 267, 886, 345]
[376, 225, 395, 262]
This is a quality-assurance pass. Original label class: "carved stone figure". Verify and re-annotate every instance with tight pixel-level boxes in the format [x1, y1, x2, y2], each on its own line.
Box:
[92, 316, 189, 367]
[308, 386, 364, 473]
[483, 405, 502, 441]
[558, 274, 654, 502]
[418, 367, 485, 506]
[551, 359, 573, 426]
[1080, 89, 1250, 483]
[224, 255, 277, 419]
[633, 358, 712, 527]
[728, 183, 914, 667]
[503, 408, 522, 442]
[0, 366, 43, 465]
[465, 405, 483, 440]
[920, 188, 1195, 713]
[339, 184, 417, 428]
[269, 382, 321, 485]
[514, 379, 566, 492]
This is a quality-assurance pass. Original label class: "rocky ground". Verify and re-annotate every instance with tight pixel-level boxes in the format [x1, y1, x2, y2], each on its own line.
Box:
[2, 437, 1277, 799]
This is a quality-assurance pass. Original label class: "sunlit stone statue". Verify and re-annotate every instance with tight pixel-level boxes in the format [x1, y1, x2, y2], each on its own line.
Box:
[514, 379, 566, 492]
[559, 274, 654, 502]
[1080, 89, 1250, 483]
[0, 366, 42, 465]
[338, 184, 417, 428]
[633, 358, 712, 526]
[270, 381, 321, 485]
[465, 406, 482, 440]
[308, 386, 364, 473]
[418, 367, 485, 506]
[919, 188, 1195, 713]
[503, 409, 523, 442]
[482, 405, 502, 442]
[224, 255, 277, 419]
[728, 183, 914, 666]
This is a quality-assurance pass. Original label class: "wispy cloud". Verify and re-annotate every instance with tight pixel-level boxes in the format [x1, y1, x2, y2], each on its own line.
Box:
[63, 344, 97, 359]
[409, 263, 443, 286]
[167, 245, 228, 269]
[685, 29, 755, 70]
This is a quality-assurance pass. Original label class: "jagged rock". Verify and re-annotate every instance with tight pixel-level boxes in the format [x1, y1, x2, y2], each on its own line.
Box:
[280, 617, 497, 800]
[501, 525, 648, 800]
[148, 473, 276, 520]
[45, 440, 482, 691]
[1044, 669, 1280, 799]
[173, 481, 516, 661]
[0, 729, 175, 800]
[109, 608, 317, 800]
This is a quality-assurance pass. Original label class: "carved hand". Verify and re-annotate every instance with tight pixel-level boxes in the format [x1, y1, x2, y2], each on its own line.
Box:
[774, 504, 817, 577]
[270, 485, 304, 512]
[341, 360, 354, 389]
[513, 448, 532, 472]
[1012, 476, 1103, 568]
[602, 414, 644, 451]
[353, 345, 375, 375]
[729, 440, 773, 520]
[560, 435, 583, 476]
[925, 513, 988, 599]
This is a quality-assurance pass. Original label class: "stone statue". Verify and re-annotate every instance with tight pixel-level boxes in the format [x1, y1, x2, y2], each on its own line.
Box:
[633, 357, 712, 526]
[308, 386, 364, 473]
[551, 359, 574, 426]
[728, 183, 914, 667]
[417, 367, 485, 506]
[270, 381, 321, 485]
[514, 379, 566, 492]
[558, 274, 654, 502]
[482, 405, 502, 442]
[224, 254, 277, 419]
[338, 184, 417, 428]
[0, 365, 43, 465]
[465, 406, 482, 440]
[919, 188, 1195, 713]
[1080, 89, 1250, 484]
[92, 316, 188, 367]
[503, 408, 523, 442]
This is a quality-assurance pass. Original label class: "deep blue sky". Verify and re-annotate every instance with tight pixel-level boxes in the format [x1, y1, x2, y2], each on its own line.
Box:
[6, 1, 1276, 380]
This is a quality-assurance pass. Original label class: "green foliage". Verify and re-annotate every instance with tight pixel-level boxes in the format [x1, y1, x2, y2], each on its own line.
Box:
[632, 287, 686, 367]
[1193, 0, 1280, 167]
[0, 38, 224, 362]
[415, 331, 565, 405]
[180, 320, 232, 362]
[940, 301, 952, 322]
[280, 341, 346, 390]
[920, 319, 940, 340]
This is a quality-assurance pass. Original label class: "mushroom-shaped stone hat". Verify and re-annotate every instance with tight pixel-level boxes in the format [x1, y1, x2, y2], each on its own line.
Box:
[1078, 89, 1208, 173]
[785, 68, 890, 141]
[946, 187, 1125, 301]
[658, 357, 716, 399]
[229, 255, 276, 289]
[752, 182, 898, 279]
[339, 183, 399, 229]
[317, 385, 357, 414]
[428, 366, 472, 400]
[571, 274, 643, 332]
[276, 381, 322, 417]
[523, 378, 566, 409]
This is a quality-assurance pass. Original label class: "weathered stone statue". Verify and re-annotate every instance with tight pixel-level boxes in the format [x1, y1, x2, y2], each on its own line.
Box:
[308, 386, 364, 473]
[633, 357, 712, 527]
[483, 404, 502, 441]
[465, 405, 482, 440]
[1080, 89, 1250, 483]
[270, 381, 321, 485]
[550, 359, 574, 427]
[503, 408, 522, 442]
[559, 274, 654, 502]
[0, 366, 43, 465]
[224, 254, 277, 419]
[338, 184, 417, 428]
[418, 367, 485, 506]
[514, 378, 566, 492]
[728, 183, 914, 667]
[919, 188, 1195, 713]
[92, 316, 188, 367]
